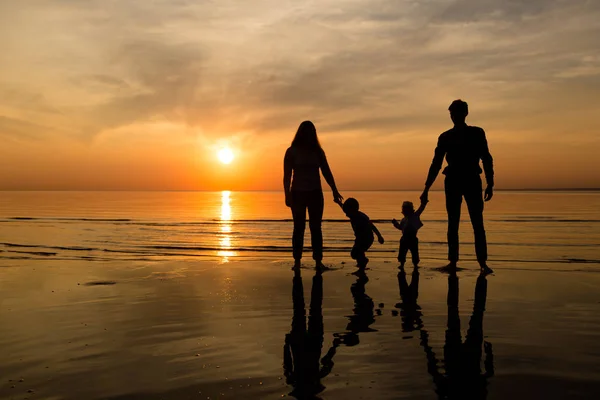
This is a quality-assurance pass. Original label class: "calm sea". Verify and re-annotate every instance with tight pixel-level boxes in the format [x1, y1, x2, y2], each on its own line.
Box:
[1, 191, 599, 269]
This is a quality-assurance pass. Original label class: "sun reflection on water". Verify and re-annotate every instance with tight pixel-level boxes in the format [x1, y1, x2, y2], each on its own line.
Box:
[218, 191, 236, 262]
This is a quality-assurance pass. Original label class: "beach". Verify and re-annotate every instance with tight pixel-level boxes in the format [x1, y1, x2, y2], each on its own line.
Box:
[1, 258, 600, 399]
[1, 191, 600, 399]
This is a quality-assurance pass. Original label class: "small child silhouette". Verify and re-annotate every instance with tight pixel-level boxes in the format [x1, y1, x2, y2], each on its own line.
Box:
[392, 199, 428, 270]
[336, 198, 384, 268]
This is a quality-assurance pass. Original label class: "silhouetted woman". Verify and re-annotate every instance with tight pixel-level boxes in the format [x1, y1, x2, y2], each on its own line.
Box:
[284, 121, 343, 269]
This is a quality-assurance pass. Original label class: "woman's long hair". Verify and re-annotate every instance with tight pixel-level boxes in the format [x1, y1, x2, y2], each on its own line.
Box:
[291, 120, 322, 150]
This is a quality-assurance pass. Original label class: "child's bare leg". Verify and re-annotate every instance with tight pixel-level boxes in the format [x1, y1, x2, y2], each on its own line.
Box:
[398, 237, 409, 269]
[357, 254, 369, 268]
[351, 240, 369, 269]
[411, 238, 420, 268]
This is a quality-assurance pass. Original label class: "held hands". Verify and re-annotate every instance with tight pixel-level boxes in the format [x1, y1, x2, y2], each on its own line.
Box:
[333, 190, 344, 205]
[420, 189, 429, 204]
[484, 186, 494, 202]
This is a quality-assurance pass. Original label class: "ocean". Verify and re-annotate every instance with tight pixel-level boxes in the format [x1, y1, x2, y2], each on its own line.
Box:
[1, 190, 599, 269]
[2, 191, 600, 399]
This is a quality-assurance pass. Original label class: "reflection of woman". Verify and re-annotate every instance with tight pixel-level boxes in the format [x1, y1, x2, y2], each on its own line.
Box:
[283, 269, 338, 398]
[284, 121, 343, 269]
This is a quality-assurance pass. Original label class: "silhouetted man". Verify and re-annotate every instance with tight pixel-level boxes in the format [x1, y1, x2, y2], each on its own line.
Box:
[421, 100, 494, 273]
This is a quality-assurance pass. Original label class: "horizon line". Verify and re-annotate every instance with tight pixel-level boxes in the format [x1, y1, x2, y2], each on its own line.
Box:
[1, 188, 599, 192]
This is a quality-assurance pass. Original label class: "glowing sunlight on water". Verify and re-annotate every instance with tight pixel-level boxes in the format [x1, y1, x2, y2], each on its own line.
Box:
[220, 191, 232, 221]
[218, 191, 236, 262]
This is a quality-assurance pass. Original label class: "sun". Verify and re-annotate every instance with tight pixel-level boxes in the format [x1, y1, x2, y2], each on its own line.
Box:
[218, 148, 234, 164]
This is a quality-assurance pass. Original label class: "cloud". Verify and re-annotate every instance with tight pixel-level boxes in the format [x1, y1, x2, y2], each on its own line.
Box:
[88, 40, 204, 132]
[0, 116, 56, 141]
[0, 0, 599, 142]
[434, 0, 565, 22]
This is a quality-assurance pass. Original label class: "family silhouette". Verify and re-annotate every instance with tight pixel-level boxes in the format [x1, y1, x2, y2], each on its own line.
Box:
[283, 100, 496, 399]
[283, 100, 495, 273]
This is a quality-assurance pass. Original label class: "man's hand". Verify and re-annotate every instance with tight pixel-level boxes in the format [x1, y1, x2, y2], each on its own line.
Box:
[484, 186, 494, 202]
[420, 189, 429, 204]
[285, 193, 292, 208]
[378, 235, 385, 244]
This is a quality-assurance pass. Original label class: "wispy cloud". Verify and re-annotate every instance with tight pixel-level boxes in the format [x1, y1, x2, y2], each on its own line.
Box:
[1, 0, 599, 136]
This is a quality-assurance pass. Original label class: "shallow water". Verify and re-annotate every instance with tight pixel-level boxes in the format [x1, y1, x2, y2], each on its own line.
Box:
[1, 191, 599, 268]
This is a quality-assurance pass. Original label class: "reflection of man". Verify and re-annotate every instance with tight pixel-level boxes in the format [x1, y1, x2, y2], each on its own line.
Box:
[420, 100, 494, 274]
[283, 269, 337, 398]
[421, 273, 495, 399]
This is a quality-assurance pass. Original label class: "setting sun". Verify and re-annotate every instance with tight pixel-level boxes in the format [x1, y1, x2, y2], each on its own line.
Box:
[217, 148, 234, 164]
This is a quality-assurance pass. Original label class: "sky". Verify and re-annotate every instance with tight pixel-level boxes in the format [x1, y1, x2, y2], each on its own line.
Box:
[1, 0, 599, 191]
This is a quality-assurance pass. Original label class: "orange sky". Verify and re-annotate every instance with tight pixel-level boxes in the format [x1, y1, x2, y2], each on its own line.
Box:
[1, 0, 599, 190]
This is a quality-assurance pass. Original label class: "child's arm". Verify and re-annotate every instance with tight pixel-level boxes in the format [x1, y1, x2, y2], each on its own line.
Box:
[371, 222, 384, 244]
[392, 218, 402, 230]
[415, 199, 429, 216]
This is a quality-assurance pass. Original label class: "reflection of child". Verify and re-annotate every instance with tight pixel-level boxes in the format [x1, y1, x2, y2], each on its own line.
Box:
[336, 198, 384, 267]
[392, 199, 427, 269]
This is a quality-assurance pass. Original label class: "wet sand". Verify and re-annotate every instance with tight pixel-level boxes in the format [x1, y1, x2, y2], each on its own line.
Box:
[1, 259, 600, 399]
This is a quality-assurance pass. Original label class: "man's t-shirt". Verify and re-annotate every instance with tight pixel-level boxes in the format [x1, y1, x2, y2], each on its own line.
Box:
[425, 125, 494, 188]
